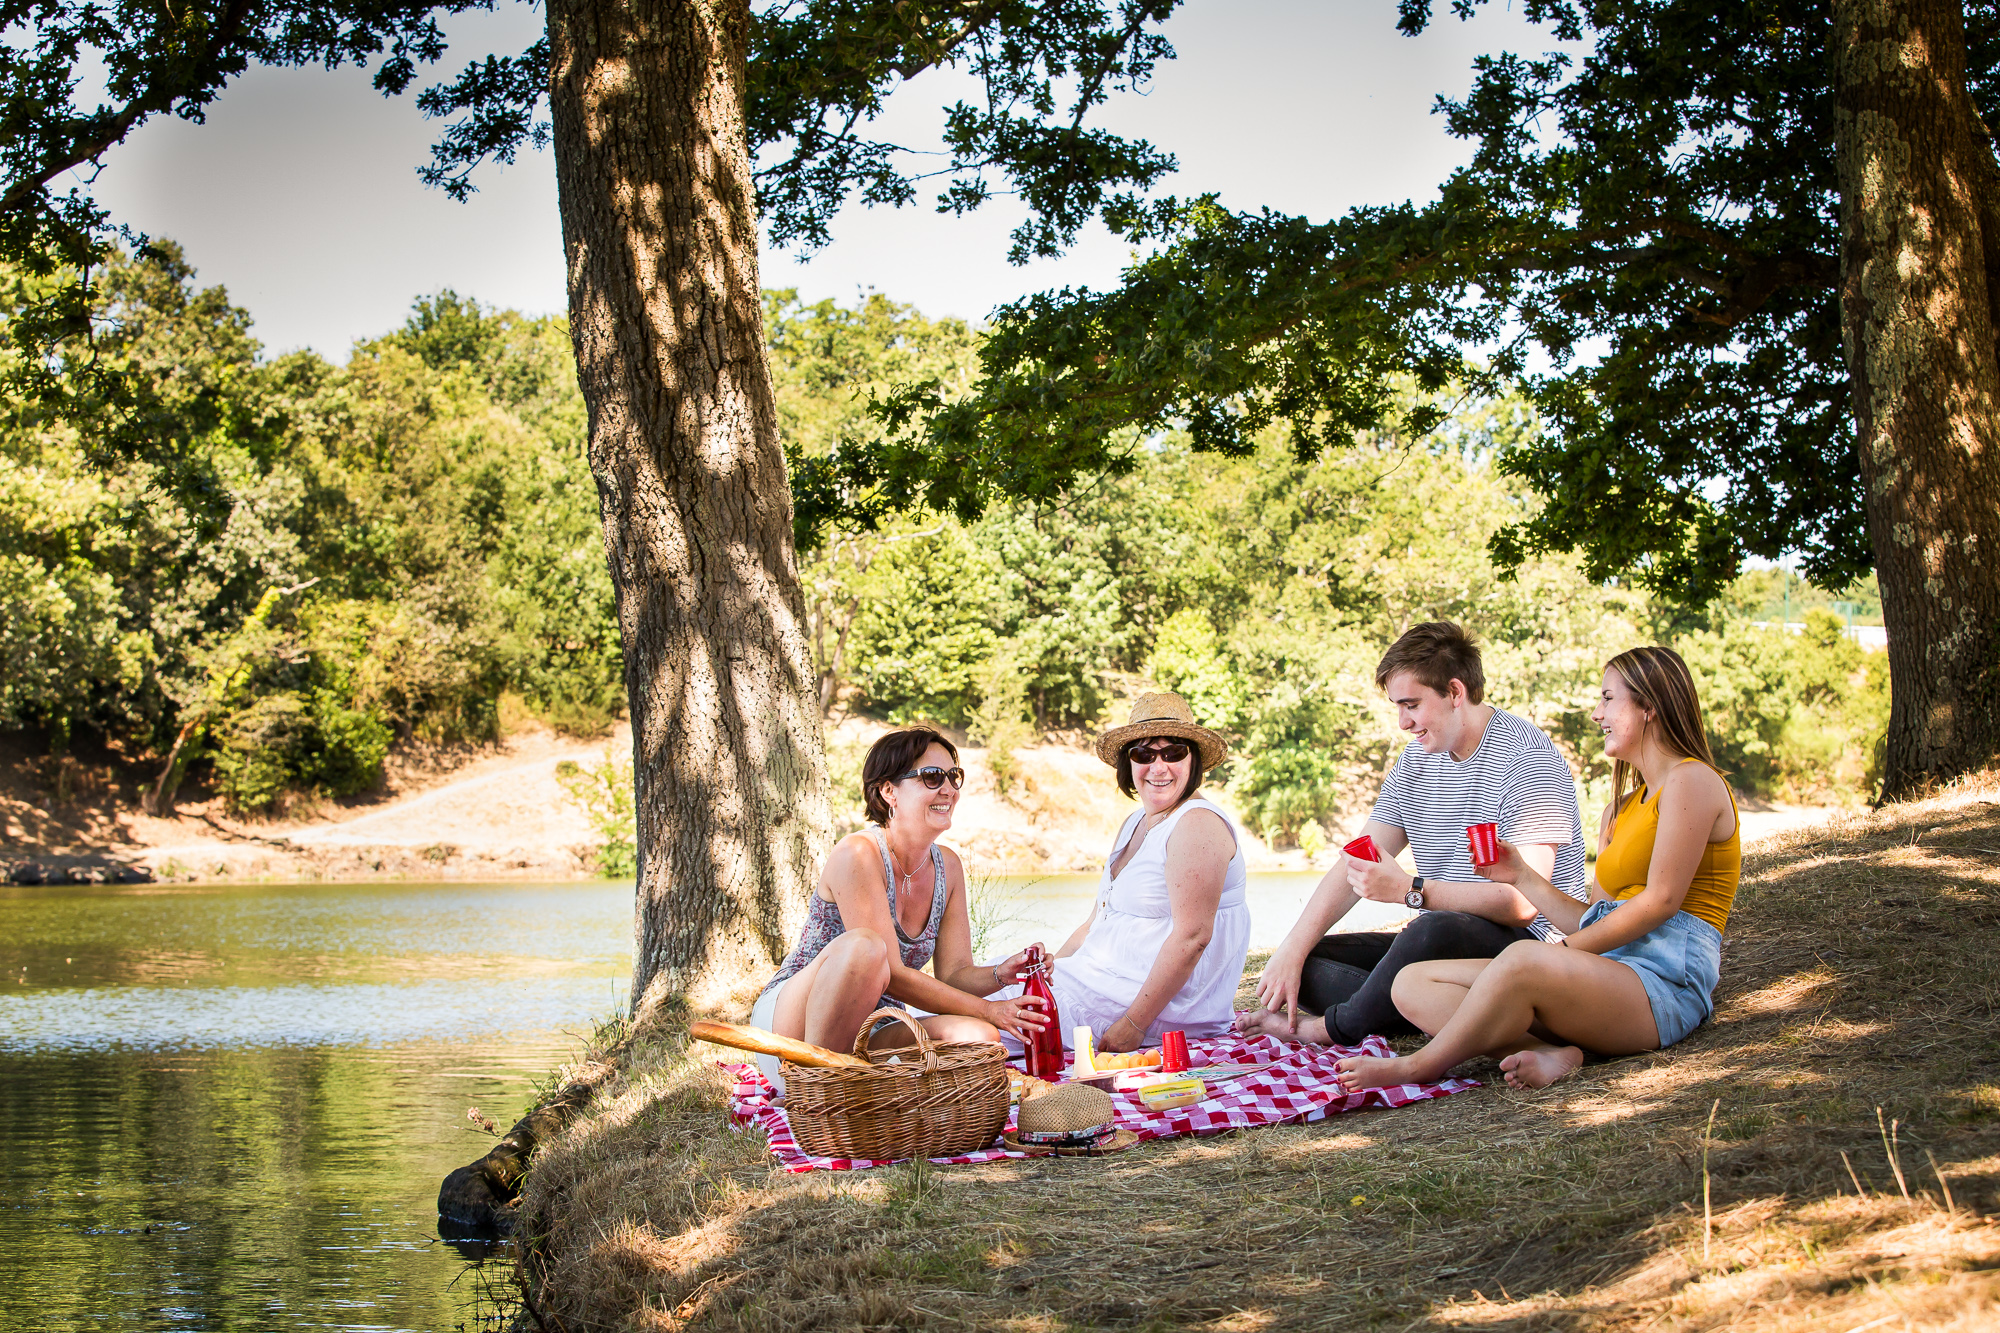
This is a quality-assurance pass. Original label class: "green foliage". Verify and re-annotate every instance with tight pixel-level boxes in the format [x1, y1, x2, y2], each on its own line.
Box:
[1148, 610, 1248, 732]
[911, 1, 1996, 605]
[967, 643, 1035, 799]
[0, 0, 1191, 585]
[555, 750, 637, 879]
[845, 524, 997, 726]
[806, 365, 1888, 839]
[6, 263, 1892, 830]
[0, 247, 617, 809]
[1680, 609, 1890, 800]
[188, 591, 400, 813]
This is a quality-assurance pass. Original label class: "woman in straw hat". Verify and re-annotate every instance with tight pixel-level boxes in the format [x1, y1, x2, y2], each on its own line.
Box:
[1037, 692, 1252, 1054]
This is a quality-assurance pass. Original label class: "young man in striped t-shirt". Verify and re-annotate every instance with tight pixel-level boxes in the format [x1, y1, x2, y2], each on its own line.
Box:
[1239, 621, 1588, 1046]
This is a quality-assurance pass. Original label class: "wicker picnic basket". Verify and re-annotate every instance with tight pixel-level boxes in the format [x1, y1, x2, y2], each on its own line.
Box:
[783, 1007, 1010, 1160]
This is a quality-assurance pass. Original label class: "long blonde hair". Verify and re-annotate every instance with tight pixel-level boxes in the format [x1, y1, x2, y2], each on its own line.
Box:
[1605, 646, 1720, 833]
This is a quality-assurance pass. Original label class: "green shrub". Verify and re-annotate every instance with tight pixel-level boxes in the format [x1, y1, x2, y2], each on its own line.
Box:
[211, 694, 309, 812]
[847, 527, 998, 725]
[969, 642, 1036, 798]
[1678, 610, 1887, 801]
[301, 691, 394, 797]
[556, 750, 637, 878]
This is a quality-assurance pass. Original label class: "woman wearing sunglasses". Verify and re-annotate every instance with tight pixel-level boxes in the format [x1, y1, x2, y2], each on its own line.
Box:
[1038, 693, 1250, 1054]
[748, 726, 1052, 1091]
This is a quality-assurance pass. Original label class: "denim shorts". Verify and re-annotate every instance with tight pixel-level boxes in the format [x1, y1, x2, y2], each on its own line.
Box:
[1582, 898, 1723, 1048]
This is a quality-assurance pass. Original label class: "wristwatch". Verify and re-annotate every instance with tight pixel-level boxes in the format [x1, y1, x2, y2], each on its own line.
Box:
[1404, 876, 1426, 910]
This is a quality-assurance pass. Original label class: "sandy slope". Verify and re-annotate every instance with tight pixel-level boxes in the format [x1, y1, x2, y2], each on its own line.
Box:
[2, 717, 1839, 883]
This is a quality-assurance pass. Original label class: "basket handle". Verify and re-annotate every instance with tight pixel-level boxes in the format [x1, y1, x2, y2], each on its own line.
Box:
[854, 1007, 937, 1070]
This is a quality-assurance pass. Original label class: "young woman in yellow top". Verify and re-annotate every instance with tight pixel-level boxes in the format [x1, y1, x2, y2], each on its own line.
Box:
[1336, 646, 1739, 1092]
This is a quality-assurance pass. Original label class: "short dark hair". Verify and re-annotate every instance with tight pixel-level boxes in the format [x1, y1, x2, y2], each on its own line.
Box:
[861, 727, 960, 826]
[1114, 737, 1205, 805]
[1375, 621, 1485, 704]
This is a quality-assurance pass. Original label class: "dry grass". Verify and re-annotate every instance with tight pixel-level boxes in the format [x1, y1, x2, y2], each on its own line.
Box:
[513, 774, 2000, 1331]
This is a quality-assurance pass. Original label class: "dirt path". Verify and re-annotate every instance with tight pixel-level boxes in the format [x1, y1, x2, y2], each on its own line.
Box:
[1, 725, 622, 883]
[4, 719, 1851, 885]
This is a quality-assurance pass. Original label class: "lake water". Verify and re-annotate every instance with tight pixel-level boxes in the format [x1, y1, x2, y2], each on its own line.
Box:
[0, 872, 1406, 1331]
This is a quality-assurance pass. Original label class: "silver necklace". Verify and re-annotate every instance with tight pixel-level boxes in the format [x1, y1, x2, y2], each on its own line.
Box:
[887, 844, 917, 897]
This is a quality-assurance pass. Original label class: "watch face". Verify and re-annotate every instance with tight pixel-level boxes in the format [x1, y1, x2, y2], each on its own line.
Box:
[1404, 889, 1424, 909]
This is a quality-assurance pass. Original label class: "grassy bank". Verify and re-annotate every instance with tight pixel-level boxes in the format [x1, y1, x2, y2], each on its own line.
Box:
[510, 777, 2000, 1331]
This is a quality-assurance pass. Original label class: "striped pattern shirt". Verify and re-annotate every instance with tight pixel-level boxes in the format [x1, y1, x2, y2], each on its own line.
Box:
[1368, 707, 1588, 941]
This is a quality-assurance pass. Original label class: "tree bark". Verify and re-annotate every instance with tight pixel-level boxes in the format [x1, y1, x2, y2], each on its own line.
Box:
[1833, 0, 2000, 796]
[544, 0, 830, 1017]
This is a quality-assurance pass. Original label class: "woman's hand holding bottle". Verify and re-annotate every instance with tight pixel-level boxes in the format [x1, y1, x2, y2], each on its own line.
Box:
[983, 993, 1050, 1040]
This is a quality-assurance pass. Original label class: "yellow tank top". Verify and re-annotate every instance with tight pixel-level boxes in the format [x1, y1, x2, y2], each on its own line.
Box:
[1594, 762, 1740, 934]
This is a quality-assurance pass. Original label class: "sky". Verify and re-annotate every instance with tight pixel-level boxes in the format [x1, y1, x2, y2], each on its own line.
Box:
[85, 0, 1564, 361]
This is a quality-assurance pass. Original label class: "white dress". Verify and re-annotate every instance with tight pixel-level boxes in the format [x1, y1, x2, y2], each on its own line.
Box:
[1050, 796, 1251, 1049]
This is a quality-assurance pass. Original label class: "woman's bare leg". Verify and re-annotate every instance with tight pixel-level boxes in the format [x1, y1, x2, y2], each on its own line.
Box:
[1335, 941, 1660, 1091]
[920, 1013, 1002, 1044]
[769, 929, 892, 1055]
[1385, 959, 1583, 1084]
[1385, 957, 1488, 1034]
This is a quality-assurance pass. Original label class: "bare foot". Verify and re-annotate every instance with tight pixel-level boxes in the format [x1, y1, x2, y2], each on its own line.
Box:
[1334, 1053, 1421, 1091]
[1236, 1007, 1329, 1044]
[1499, 1045, 1583, 1089]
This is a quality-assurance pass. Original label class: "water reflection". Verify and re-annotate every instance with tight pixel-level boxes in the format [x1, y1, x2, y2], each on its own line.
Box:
[3, 1042, 570, 1331]
[2, 880, 632, 1332]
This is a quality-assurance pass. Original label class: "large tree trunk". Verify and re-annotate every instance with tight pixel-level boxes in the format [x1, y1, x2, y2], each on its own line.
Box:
[1833, 0, 2000, 797]
[545, 0, 830, 1017]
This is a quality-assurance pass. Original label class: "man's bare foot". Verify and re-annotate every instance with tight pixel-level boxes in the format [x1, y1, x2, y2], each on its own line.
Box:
[1333, 1053, 1427, 1091]
[1499, 1045, 1583, 1089]
[1236, 1007, 1329, 1044]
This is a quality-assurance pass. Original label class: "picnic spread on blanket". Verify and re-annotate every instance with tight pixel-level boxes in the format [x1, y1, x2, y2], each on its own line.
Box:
[694, 1013, 1478, 1173]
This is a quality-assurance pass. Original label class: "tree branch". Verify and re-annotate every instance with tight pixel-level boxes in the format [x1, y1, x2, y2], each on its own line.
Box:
[0, 0, 258, 216]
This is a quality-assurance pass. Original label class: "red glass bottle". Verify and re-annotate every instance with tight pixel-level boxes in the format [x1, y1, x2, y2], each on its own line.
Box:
[1019, 944, 1065, 1081]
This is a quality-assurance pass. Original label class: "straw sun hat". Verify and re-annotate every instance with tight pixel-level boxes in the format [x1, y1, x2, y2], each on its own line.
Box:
[1094, 692, 1229, 771]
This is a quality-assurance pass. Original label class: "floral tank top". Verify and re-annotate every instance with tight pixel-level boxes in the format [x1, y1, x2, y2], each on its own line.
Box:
[757, 827, 948, 1009]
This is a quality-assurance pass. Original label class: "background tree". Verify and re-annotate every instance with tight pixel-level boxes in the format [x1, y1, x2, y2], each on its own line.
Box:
[0, 247, 624, 812]
[884, 0, 2000, 798]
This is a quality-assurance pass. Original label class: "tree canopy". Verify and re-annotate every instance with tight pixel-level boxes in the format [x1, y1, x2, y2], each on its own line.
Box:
[11, 0, 1933, 602]
[844, 1, 1999, 607]
[0, 1, 1183, 367]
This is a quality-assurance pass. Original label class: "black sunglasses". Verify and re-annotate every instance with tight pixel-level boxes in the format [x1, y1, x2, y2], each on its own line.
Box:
[896, 766, 965, 790]
[1125, 740, 1191, 765]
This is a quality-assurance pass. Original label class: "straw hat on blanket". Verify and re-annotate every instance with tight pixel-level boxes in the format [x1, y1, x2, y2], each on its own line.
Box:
[1094, 692, 1229, 772]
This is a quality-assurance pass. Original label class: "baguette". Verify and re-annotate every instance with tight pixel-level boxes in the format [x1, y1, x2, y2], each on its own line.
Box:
[687, 1020, 871, 1069]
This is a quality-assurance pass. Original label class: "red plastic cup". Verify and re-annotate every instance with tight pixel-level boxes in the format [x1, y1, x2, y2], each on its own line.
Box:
[1161, 1030, 1190, 1073]
[1467, 822, 1500, 866]
[1343, 834, 1381, 863]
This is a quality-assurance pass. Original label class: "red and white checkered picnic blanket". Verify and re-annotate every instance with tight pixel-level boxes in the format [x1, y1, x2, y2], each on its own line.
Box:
[723, 1029, 1479, 1172]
